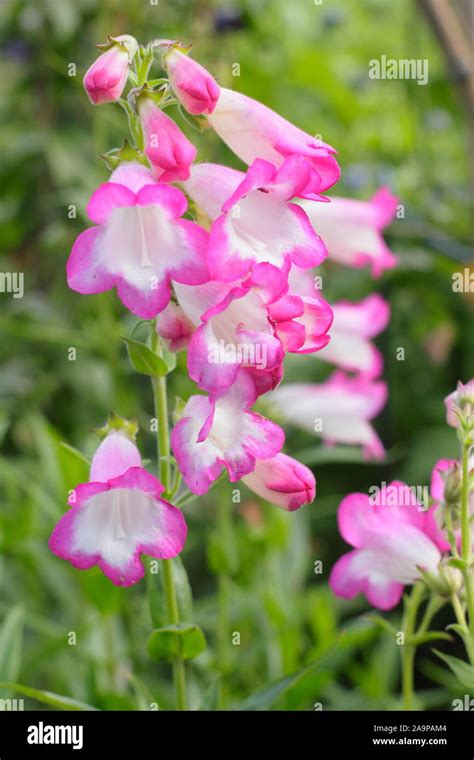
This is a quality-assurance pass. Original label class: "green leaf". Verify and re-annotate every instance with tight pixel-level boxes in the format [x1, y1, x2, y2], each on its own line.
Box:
[242, 647, 337, 711]
[59, 442, 91, 467]
[446, 623, 467, 637]
[147, 623, 207, 662]
[0, 682, 98, 711]
[172, 557, 193, 622]
[101, 140, 148, 171]
[365, 614, 397, 637]
[0, 607, 24, 688]
[147, 563, 166, 629]
[447, 557, 468, 571]
[161, 347, 176, 373]
[433, 650, 474, 689]
[122, 337, 168, 377]
[409, 632, 452, 646]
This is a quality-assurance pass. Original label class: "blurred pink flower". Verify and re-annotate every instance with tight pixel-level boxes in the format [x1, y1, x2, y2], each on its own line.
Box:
[299, 188, 398, 277]
[329, 482, 446, 610]
[269, 372, 387, 460]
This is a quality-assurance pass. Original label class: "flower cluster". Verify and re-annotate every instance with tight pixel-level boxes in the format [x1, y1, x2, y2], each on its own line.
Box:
[50, 37, 397, 586]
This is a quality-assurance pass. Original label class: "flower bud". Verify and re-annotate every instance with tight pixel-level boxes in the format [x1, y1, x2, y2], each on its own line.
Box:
[83, 35, 137, 105]
[444, 379, 474, 430]
[137, 94, 197, 182]
[242, 453, 316, 511]
[161, 41, 220, 115]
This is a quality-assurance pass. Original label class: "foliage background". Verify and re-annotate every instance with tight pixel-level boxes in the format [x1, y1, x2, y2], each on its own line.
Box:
[0, 0, 472, 710]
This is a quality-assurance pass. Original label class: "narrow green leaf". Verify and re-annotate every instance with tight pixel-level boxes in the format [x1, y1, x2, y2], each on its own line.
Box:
[409, 632, 452, 645]
[0, 607, 24, 686]
[59, 442, 91, 467]
[365, 614, 397, 637]
[122, 337, 168, 377]
[0, 682, 98, 711]
[147, 562, 166, 629]
[447, 557, 468, 571]
[172, 557, 193, 622]
[147, 623, 207, 662]
[433, 650, 474, 689]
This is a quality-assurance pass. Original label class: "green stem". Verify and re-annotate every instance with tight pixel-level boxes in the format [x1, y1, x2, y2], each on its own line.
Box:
[216, 494, 231, 709]
[459, 439, 474, 662]
[460, 441, 471, 563]
[150, 327, 187, 711]
[401, 583, 424, 711]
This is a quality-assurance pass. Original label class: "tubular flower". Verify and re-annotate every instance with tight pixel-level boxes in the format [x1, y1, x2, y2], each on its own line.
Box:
[138, 95, 197, 182]
[66, 162, 209, 319]
[269, 372, 387, 460]
[316, 294, 390, 377]
[183, 158, 328, 282]
[242, 453, 315, 511]
[49, 432, 187, 587]
[83, 35, 137, 105]
[329, 482, 446, 610]
[160, 273, 332, 395]
[161, 41, 220, 115]
[171, 372, 285, 495]
[206, 87, 340, 197]
[298, 188, 398, 277]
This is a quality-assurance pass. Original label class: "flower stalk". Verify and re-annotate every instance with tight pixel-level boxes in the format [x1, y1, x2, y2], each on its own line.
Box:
[151, 326, 188, 710]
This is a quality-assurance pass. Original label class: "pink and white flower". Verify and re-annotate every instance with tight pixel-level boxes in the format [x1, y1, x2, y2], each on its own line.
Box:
[242, 453, 315, 511]
[329, 482, 446, 610]
[298, 188, 398, 277]
[444, 379, 474, 428]
[138, 95, 197, 182]
[49, 432, 187, 587]
[83, 35, 137, 105]
[67, 162, 209, 319]
[183, 159, 328, 282]
[206, 88, 340, 196]
[316, 294, 390, 377]
[269, 372, 387, 460]
[159, 274, 332, 395]
[171, 372, 284, 494]
[161, 42, 220, 115]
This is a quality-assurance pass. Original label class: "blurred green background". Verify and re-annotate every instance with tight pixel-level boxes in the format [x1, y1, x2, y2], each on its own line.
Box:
[0, 0, 473, 710]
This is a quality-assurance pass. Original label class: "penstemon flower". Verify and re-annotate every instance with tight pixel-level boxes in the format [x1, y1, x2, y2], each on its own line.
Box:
[329, 482, 446, 610]
[171, 372, 284, 494]
[183, 158, 328, 282]
[49, 429, 187, 586]
[316, 294, 390, 377]
[269, 372, 387, 460]
[206, 87, 341, 197]
[160, 276, 332, 395]
[66, 162, 209, 319]
[83, 35, 138, 105]
[242, 453, 316, 511]
[298, 188, 398, 277]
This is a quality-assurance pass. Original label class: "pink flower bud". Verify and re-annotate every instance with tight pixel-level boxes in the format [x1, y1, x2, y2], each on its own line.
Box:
[83, 35, 137, 105]
[138, 96, 197, 182]
[444, 379, 474, 428]
[163, 45, 220, 115]
[242, 453, 316, 511]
